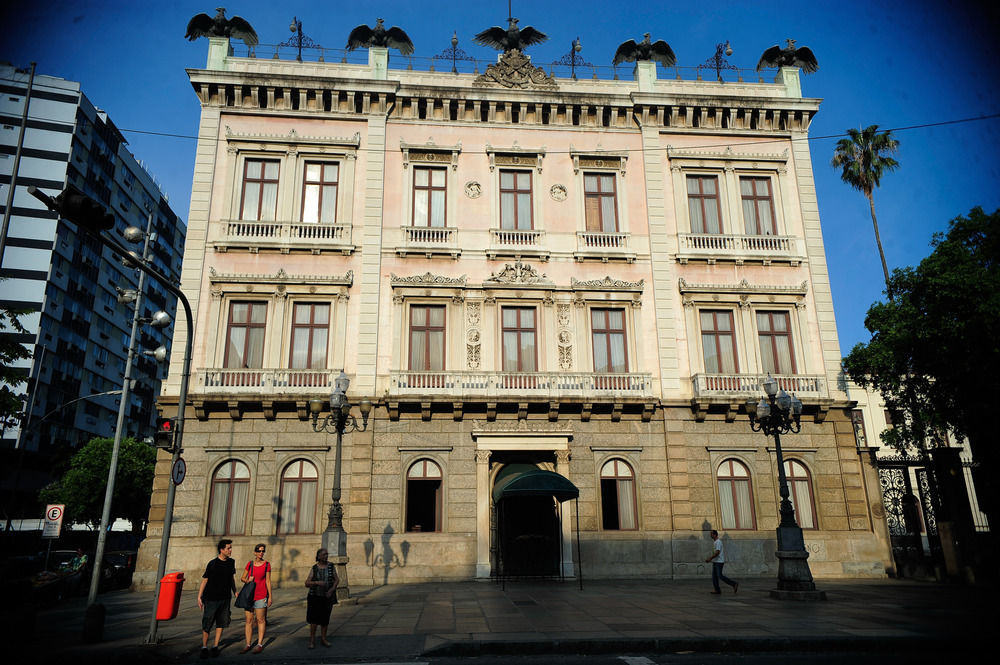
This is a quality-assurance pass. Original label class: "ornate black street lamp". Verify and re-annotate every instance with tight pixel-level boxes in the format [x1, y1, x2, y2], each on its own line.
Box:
[552, 37, 590, 79]
[280, 16, 322, 62]
[308, 372, 372, 600]
[746, 375, 826, 600]
[699, 40, 737, 82]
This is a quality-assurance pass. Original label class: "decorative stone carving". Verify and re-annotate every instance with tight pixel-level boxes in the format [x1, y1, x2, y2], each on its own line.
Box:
[485, 261, 548, 285]
[472, 419, 572, 433]
[678, 277, 809, 296]
[555, 303, 573, 370]
[390, 272, 467, 286]
[549, 184, 567, 201]
[557, 304, 570, 327]
[464, 181, 482, 198]
[225, 126, 361, 148]
[466, 301, 481, 327]
[571, 276, 645, 291]
[474, 50, 558, 90]
[208, 267, 353, 287]
[466, 302, 481, 370]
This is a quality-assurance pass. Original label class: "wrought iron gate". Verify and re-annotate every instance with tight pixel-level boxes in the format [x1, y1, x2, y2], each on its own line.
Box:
[877, 456, 942, 576]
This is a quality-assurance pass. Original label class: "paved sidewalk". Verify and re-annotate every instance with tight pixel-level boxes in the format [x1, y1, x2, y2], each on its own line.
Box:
[14, 577, 987, 663]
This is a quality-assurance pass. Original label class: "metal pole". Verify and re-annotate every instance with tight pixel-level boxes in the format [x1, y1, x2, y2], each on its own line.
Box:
[84, 211, 154, 634]
[145, 281, 193, 644]
[0, 62, 36, 266]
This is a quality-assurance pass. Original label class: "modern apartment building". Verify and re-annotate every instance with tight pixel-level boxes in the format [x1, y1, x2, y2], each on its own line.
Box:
[135, 35, 892, 590]
[0, 64, 186, 456]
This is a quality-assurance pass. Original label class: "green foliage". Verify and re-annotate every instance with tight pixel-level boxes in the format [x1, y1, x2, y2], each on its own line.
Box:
[831, 125, 900, 197]
[844, 207, 1000, 466]
[0, 294, 33, 422]
[39, 436, 157, 531]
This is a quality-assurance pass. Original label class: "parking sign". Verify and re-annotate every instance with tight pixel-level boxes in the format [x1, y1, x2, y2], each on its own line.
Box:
[43, 504, 64, 538]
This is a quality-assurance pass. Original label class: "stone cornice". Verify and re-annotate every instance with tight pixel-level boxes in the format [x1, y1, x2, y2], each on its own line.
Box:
[209, 267, 353, 286]
[225, 126, 360, 149]
[678, 277, 807, 296]
[667, 145, 789, 164]
[571, 276, 644, 292]
[390, 272, 468, 287]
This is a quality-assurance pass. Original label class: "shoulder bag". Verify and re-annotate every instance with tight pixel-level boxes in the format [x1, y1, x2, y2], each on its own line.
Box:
[234, 562, 255, 609]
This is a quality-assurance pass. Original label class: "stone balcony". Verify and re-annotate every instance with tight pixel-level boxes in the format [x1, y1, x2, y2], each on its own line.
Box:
[395, 225, 460, 258]
[574, 230, 636, 263]
[210, 219, 355, 254]
[689, 372, 829, 422]
[486, 228, 550, 261]
[676, 233, 803, 265]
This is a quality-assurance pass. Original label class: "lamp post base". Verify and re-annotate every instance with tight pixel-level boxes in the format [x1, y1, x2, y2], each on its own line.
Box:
[771, 527, 826, 601]
[322, 528, 350, 601]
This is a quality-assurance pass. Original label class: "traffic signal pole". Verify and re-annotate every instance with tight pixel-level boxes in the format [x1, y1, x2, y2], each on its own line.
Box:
[28, 186, 194, 645]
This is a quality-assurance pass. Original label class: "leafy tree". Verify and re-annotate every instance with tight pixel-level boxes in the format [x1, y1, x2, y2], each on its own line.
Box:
[844, 207, 1000, 528]
[0, 295, 33, 425]
[39, 436, 157, 535]
[831, 124, 900, 289]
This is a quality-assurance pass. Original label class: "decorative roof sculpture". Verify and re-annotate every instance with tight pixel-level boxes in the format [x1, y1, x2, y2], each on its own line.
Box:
[185, 7, 259, 46]
[612, 33, 676, 67]
[474, 17, 548, 53]
[346, 18, 415, 55]
[756, 39, 818, 73]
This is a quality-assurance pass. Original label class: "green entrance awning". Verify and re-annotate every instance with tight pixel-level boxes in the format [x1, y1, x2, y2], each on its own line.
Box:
[492, 468, 579, 504]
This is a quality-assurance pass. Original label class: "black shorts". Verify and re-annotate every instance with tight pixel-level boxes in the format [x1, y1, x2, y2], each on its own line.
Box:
[202, 598, 231, 632]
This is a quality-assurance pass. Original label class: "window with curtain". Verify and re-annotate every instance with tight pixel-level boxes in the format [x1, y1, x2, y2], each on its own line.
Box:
[502, 307, 537, 372]
[687, 175, 722, 234]
[207, 460, 250, 535]
[500, 170, 532, 230]
[584, 172, 618, 233]
[717, 459, 755, 530]
[700, 310, 738, 373]
[756, 311, 795, 374]
[601, 459, 637, 530]
[224, 302, 267, 369]
[240, 159, 279, 221]
[740, 176, 775, 235]
[289, 303, 329, 369]
[301, 162, 338, 224]
[278, 459, 318, 534]
[784, 459, 817, 529]
[591, 309, 628, 373]
[408, 305, 445, 371]
[406, 459, 442, 532]
[413, 166, 446, 227]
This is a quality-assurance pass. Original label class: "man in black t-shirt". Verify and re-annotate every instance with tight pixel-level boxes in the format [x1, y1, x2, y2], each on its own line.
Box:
[197, 539, 237, 658]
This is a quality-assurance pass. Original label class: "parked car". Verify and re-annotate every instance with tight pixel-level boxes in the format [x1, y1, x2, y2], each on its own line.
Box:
[102, 550, 137, 589]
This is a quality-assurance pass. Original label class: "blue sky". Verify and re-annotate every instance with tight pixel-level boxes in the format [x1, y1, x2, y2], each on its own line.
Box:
[3, 0, 998, 356]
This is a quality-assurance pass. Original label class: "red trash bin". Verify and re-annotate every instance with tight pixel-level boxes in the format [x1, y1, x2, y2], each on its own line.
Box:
[156, 572, 185, 621]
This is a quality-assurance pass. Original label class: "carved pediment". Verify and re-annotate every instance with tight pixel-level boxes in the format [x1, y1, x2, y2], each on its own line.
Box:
[390, 272, 468, 286]
[571, 276, 645, 292]
[484, 261, 550, 285]
[474, 49, 557, 90]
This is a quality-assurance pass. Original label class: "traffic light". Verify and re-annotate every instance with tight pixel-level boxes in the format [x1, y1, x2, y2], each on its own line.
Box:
[53, 185, 115, 233]
[154, 416, 176, 449]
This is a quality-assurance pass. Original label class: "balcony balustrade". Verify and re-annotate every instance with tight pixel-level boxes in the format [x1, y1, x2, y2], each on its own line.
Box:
[196, 368, 342, 393]
[574, 231, 636, 262]
[212, 219, 353, 253]
[487, 228, 549, 260]
[390, 370, 654, 399]
[691, 372, 826, 399]
[677, 233, 801, 264]
[396, 225, 460, 258]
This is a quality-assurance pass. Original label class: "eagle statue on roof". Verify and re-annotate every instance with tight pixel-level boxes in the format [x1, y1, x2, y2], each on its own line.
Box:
[185, 7, 259, 47]
[612, 33, 676, 67]
[756, 39, 818, 73]
[346, 18, 415, 55]
[474, 17, 548, 53]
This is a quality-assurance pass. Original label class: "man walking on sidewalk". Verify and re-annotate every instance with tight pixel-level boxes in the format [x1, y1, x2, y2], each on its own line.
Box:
[705, 529, 738, 594]
[197, 539, 237, 658]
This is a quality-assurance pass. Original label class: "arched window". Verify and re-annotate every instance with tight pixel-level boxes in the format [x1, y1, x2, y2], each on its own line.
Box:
[207, 460, 250, 535]
[406, 459, 442, 532]
[717, 459, 756, 530]
[600, 459, 637, 530]
[278, 459, 319, 534]
[784, 459, 817, 529]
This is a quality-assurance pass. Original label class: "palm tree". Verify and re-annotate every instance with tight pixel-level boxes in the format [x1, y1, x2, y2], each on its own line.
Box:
[831, 125, 900, 290]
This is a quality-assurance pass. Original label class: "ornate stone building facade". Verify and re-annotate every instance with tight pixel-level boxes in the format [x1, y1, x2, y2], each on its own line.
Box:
[135, 39, 892, 589]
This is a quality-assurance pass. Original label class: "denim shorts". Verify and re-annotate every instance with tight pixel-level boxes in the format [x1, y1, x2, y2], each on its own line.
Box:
[251, 597, 268, 609]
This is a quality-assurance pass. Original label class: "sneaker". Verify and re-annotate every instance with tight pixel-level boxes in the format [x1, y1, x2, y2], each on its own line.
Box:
[211, 646, 220, 657]
[240, 645, 253, 654]
[200, 648, 209, 660]
[252, 644, 264, 654]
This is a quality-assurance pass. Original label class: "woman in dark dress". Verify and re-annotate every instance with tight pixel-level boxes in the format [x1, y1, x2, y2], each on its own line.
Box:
[305, 548, 338, 648]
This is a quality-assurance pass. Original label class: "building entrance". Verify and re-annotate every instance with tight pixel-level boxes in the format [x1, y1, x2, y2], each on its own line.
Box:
[496, 494, 560, 577]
